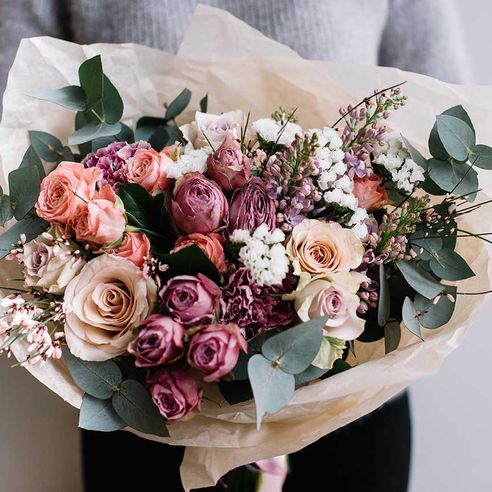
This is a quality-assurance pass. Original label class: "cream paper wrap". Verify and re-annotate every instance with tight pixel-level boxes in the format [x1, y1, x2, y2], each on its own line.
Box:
[1, 5, 492, 490]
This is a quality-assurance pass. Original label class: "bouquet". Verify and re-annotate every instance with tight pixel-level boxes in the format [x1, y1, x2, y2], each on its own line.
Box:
[1, 6, 491, 490]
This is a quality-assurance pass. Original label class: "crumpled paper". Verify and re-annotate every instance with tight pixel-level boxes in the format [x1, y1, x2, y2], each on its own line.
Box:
[1, 5, 492, 490]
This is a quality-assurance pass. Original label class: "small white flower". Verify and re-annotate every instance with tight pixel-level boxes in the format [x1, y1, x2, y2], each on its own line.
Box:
[252, 118, 302, 146]
[166, 148, 211, 179]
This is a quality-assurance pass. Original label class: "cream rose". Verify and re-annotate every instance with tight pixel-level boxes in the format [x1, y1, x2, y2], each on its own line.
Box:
[286, 219, 363, 280]
[63, 255, 157, 361]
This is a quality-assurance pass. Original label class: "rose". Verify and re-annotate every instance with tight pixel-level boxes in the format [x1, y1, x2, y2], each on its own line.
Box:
[73, 199, 126, 247]
[109, 232, 151, 269]
[286, 219, 363, 279]
[147, 367, 202, 421]
[63, 255, 157, 361]
[35, 162, 102, 224]
[180, 110, 243, 149]
[206, 135, 251, 191]
[171, 173, 228, 234]
[173, 233, 226, 273]
[352, 175, 388, 210]
[187, 323, 247, 382]
[123, 148, 172, 194]
[22, 233, 85, 294]
[159, 273, 221, 325]
[128, 314, 185, 367]
[228, 177, 276, 233]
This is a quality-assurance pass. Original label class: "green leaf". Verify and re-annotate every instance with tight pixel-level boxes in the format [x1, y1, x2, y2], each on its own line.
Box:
[165, 88, 192, 121]
[200, 94, 208, 113]
[410, 230, 443, 261]
[414, 287, 456, 329]
[118, 122, 134, 143]
[164, 125, 187, 145]
[377, 263, 390, 327]
[8, 166, 41, 220]
[0, 216, 47, 259]
[91, 136, 116, 152]
[68, 121, 121, 146]
[19, 145, 45, 178]
[261, 317, 326, 374]
[112, 379, 168, 437]
[0, 192, 13, 226]
[63, 347, 122, 399]
[384, 321, 401, 354]
[30, 85, 87, 112]
[248, 354, 295, 430]
[79, 394, 125, 432]
[443, 105, 475, 136]
[29, 131, 64, 162]
[148, 126, 171, 152]
[402, 297, 422, 338]
[320, 358, 351, 379]
[470, 144, 492, 170]
[218, 379, 253, 405]
[401, 136, 428, 171]
[436, 114, 475, 161]
[118, 183, 154, 228]
[101, 75, 124, 124]
[428, 124, 448, 161]
[294, 364, 328, 386]
[429, 248, 475, 281]
[396, 260, 443, 299]
[79, 55, 103, 109]
[428, 159, 478, 202]
[135, 116, 167, 141]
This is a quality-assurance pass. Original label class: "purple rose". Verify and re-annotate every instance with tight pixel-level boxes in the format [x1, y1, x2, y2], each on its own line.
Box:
[147, 367, 203, 421]
[171, 173, 228, 234]
[207, 135, 252, 191]
[187, 323, 247, 382]
[228, 177, 276, 233]
[160, 273, 221, 325]
[128, 314, 185, 367]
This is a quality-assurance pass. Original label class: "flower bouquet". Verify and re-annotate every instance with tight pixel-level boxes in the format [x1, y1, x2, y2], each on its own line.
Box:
[1, 6, 492, 490]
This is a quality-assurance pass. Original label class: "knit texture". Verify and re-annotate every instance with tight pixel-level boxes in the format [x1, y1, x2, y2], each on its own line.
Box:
[0, 0, 467, 115]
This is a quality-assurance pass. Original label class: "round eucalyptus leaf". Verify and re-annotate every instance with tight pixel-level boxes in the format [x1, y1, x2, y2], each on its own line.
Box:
[402, 297, 422, 339]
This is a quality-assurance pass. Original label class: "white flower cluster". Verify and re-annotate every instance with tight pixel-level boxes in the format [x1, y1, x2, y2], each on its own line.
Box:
[348, 207, 369, 240]
[230, 224, 289, 286]
[373, 134, 425, 193]
[252, 118, 302, 146]
[166, 148, 211, 179]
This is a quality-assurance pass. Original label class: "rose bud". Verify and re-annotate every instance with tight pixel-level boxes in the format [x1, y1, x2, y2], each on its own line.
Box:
[187, 323, 247, 382]
[171, 173, 228, 234]
[159, 273, 221, 325]
[206, 135, 252, 191]
[109, 232, 151, 269]
[147, 367, 203, 421]
[128, 314, 185, 367]
[228, 177, 276, 233]
[173, 233, 227, 273]
[352, 174, 388, 211]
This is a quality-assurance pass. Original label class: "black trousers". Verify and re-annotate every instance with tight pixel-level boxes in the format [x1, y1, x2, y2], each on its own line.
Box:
[82, 392, 411, 492]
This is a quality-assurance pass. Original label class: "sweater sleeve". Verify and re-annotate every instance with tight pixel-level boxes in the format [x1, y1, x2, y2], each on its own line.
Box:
[378, 0, 469, 84]
[0, 0, 70, 116]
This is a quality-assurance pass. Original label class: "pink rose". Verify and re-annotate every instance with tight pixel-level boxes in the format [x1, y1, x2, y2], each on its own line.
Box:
[73, 199, 125, 247]
[173, 233, 227, 273]
[123, 148, 172, 194]
[35, 162, 101, 224]
[147, 367, 203, 421]
[159, 273, 221, 325]
[171, 173, 228, 234]
[109, 232, 151, 269]
[187, 323, 247, 382]
[128, 314, 185, 367]
[352, 175, 388, 211]
[207, 135, 251, 191]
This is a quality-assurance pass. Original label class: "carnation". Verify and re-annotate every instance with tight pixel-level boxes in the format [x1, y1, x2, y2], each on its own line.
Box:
[166, 148, 211, 179]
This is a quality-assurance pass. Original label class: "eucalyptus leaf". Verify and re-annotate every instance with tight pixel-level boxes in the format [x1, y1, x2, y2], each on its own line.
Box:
[118, 122, 134, 143]
[429, 248, 475, 281]
[68, 121, 121, 146]
[148, 126, 170, 152]
[261, 316, 326, 374]
[443, 105, 475, 136]
[377, 263, 390, 327]
[428, 159, 478, 202]
[410, 230, 443, 261]
[294, 364, 328, 386]
[428, 124, 448, 161]
[401, 136, 428, 171]
[112, 379, 168, 437]
[320, 358, 352, 380]
[29, 131, 64, 162]
[231, 350, 250, 380]
[79, 55, 103, 108]
[248, 354, 295, 430]
[402, 297, 422, 339]
[384, 321, 401, 354]
[101, 75, 124, 124]
[414, 287, 456, 329]
[0, 193, 13, 226]
[436, 114, 475, 162]
[63, 347, 122, 399]
[470, 144, 492, 170]
[0, 216, 47, 259]
[19, 145, 45, 178]
[30, 85, 87, 112]
[218, 379, 253, 405]
[165, 88, 192, 121]
[200, 94, 208, 113]
[79, 394, 125, 432]
[396, 260, 442, 299]
[8, 166, 41, 220]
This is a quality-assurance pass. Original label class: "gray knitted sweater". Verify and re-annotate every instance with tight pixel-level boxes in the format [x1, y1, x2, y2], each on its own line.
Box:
[0, 0, 467, 113]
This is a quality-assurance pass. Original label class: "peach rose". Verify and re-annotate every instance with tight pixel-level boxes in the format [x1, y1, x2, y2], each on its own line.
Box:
[123, 148, 172, 194]
[63, 255, 157, 361]
[286, 219, 363, 279]
[352, 175, 388, 211]
[35, 162, 102, 224]
[73, 199, 125, 247]
[173, 233, 226, 272]
[109, 232, 151, 269]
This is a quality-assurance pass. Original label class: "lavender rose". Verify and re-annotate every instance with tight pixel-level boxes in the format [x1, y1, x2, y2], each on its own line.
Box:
[171, 172, 228, 234]
[187, 323, 247, 382]
[207, 135, 251, 191]
[228, 177, 276, 233]
[147, 367, 202, 420]
[128, 314, 185, 367]
[160, 273, 221, 325]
